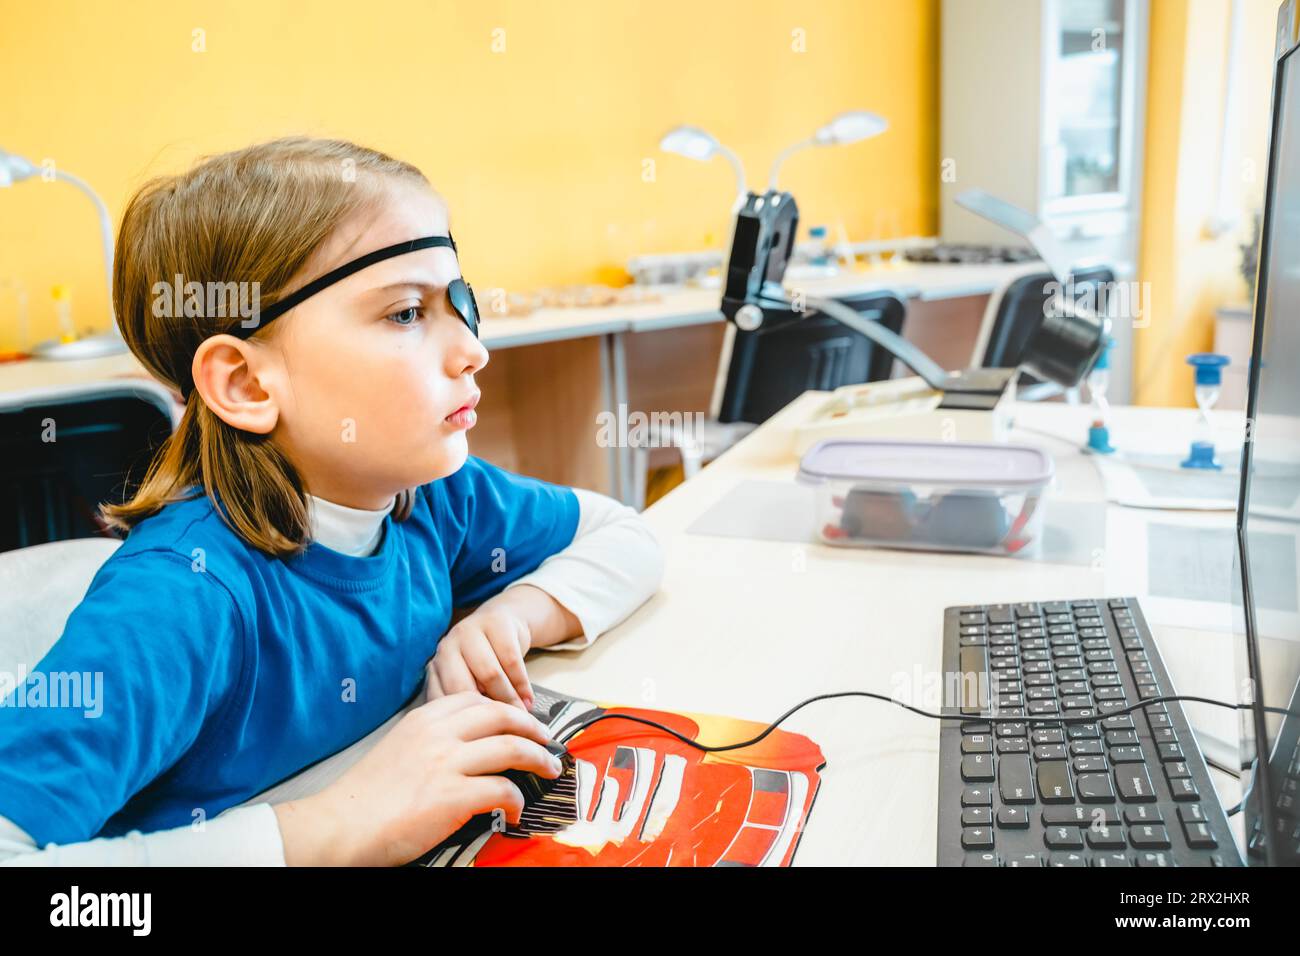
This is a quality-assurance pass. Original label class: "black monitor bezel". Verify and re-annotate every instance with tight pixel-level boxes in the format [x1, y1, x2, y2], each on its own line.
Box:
[1235, 36, 1299, 869]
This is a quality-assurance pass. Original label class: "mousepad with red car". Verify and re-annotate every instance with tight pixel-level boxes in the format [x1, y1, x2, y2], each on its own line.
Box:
[413, 685, 826, 867]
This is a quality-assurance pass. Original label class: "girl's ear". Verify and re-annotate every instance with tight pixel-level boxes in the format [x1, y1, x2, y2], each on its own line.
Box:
[191, 334, 281, 434]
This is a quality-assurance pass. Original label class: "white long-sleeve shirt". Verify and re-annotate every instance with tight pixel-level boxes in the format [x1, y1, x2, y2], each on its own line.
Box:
[0, 486, 663, 866]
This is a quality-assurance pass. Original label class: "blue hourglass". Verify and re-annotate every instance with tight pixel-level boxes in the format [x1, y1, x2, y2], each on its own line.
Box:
[1181, 353, 1230, 470]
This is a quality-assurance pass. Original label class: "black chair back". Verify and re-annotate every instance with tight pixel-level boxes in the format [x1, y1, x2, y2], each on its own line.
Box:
[0, 390, 173, 552]
[981, 266, 1115, 369]
[717, 291, 907, 424]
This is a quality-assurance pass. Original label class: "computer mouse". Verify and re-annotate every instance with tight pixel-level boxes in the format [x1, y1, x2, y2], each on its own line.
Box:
[501, 739, 574, 804]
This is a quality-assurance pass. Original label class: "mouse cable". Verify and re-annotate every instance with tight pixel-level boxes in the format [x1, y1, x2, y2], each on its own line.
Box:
[555, 690, 1298, 755]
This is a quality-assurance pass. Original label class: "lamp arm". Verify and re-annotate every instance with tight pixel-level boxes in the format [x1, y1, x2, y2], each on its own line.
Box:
[54, 169, 115, 320]
[767, 138, 814, 190]
[714, 143, 749, 211]
[801, 293, 952, 390]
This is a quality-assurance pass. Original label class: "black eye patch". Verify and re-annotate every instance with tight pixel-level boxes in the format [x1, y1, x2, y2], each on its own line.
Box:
[225, 234, 478, 339]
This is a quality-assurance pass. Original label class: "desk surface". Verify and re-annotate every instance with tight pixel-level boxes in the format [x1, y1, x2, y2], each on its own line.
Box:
[0, 261, 1027, 398]
[528, 395, 1246, 865]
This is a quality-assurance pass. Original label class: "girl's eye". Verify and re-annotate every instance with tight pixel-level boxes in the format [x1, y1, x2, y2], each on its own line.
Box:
[385, 306, 425, 326]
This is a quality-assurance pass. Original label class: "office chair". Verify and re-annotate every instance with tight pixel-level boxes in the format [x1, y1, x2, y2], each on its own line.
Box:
[0, 379, 180, 553]
[970, 264, 1115, 402]
[630, 290, 907, 510]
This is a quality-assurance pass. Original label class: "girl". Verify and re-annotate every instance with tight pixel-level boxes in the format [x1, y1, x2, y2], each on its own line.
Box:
[0, 137, 664, 866]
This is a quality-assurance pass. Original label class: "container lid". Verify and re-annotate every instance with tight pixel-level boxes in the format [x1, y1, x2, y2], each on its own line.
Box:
[798, 438, 1054, 487]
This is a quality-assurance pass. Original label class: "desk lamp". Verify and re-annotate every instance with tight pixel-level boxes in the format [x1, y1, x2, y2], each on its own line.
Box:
[0, 147, 126, 360]
[720, 188, 1106, 407]
[767, 110, 888, 190]
[658, 126, 749, 213]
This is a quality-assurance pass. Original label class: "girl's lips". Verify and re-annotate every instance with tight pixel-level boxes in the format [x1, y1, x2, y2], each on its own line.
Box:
[444, 391, 480, 429]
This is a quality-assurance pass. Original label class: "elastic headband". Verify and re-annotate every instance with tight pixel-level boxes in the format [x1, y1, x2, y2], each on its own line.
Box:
[228, 233, 465, 339]
[182, 233, 480, 399]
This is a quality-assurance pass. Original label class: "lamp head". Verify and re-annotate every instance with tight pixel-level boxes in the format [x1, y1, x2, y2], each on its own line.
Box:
[812, 111, 889, 146]
[658, 125, 722, 162]
[0, 149, 38, 188]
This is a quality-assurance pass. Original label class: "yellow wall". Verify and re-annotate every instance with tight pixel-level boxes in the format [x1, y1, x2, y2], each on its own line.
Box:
[1134, 0, 1279, 406]
[0, 0, 938, 351]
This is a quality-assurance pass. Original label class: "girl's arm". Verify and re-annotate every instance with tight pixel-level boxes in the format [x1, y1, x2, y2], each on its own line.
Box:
[502, 487, 665, 650]
[0, 806, 287, 866]
[428, 487, 664, 705]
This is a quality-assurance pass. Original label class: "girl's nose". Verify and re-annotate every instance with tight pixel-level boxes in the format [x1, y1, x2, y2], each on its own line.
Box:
[447, 326, 489, 377]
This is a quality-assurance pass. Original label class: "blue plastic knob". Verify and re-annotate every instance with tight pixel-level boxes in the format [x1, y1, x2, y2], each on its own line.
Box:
[1187, 353, 1229, 386]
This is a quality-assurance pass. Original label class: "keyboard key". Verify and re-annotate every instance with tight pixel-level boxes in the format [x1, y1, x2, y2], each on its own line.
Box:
[1070, 740, 1104, 756]
[1034, 744, 1067, 761]
[1073, 756, 1108, 773]
[1043, 805, 1117, 826]
[1045, 826, 1084, 849]
[1086, 825, 1126, 848]
[1105, 730, 1138, 746]
[962, 807, 992, 826]
[1050, 851, 1088, 867]
[1004, 853, 1042, 867]
[961, 754, 995, 782]
[962, 734, 992, 754]
[1032, 728, 1065, 745]
[959, 646, 989, 714]
[1158, 743, 1185, 762]
[997, 806, 1030, 829]
[999, 754, 1036, 804]
[962, 827, 994, 849]
[1124, 805, 1163, 825]
[1037, 761, 1075, 803]
[1116, 766, 1157, 803]
[997, 738, 1029, 754]
[1135, 851, 1174, 867]
[1183, 821, 1217, 849]
[1129, 824, 1171, 849]
[962, 786, 992, 807]
[996, 722, 1027, 738]
[1076, 773, 1116, 803]
[1170, 777, 1200, 801]
[964, 851, 999, 866]
[1164, 763, 1191, 783]
[1178, 805, 1207, 825]
[1067, 724, 1100, 740]
[1109, 746, 1146, 763]
[1092, 853, 1131, 867]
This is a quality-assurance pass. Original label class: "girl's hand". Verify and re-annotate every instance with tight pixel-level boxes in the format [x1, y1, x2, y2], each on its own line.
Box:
[273, 691, 562, 866]
[426, 604, 535, 711]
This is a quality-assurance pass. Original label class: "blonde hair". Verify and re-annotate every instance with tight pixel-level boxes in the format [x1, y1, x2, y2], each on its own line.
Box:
[102, 136, 429, 555]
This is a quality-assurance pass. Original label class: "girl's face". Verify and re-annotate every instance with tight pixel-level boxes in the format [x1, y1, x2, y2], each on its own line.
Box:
[263, 180, 489, 509]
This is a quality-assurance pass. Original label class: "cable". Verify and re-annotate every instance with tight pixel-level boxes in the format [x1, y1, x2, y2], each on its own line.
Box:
[556, 689, 1298, 754]
[1224, 757, 1259, 817]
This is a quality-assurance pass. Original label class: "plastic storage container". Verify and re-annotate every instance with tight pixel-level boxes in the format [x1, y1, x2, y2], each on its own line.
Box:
[797, 439, 1055, 556]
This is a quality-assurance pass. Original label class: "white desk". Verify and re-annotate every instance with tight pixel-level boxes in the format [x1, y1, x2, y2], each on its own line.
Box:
[525, 395, 1246, 864]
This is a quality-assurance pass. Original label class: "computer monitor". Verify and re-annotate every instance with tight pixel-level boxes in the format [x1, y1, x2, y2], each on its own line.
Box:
[1238, 11, 1300, 867]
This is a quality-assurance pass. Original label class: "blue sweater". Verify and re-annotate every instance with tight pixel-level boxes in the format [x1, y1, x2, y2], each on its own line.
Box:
[0, 456, 579, 847]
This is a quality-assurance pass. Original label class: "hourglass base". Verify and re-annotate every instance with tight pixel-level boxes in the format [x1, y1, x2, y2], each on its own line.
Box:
[1181, 440, 1222, 470]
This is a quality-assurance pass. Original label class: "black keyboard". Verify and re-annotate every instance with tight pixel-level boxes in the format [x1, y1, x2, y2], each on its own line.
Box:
[937, 597, 1241, 867]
